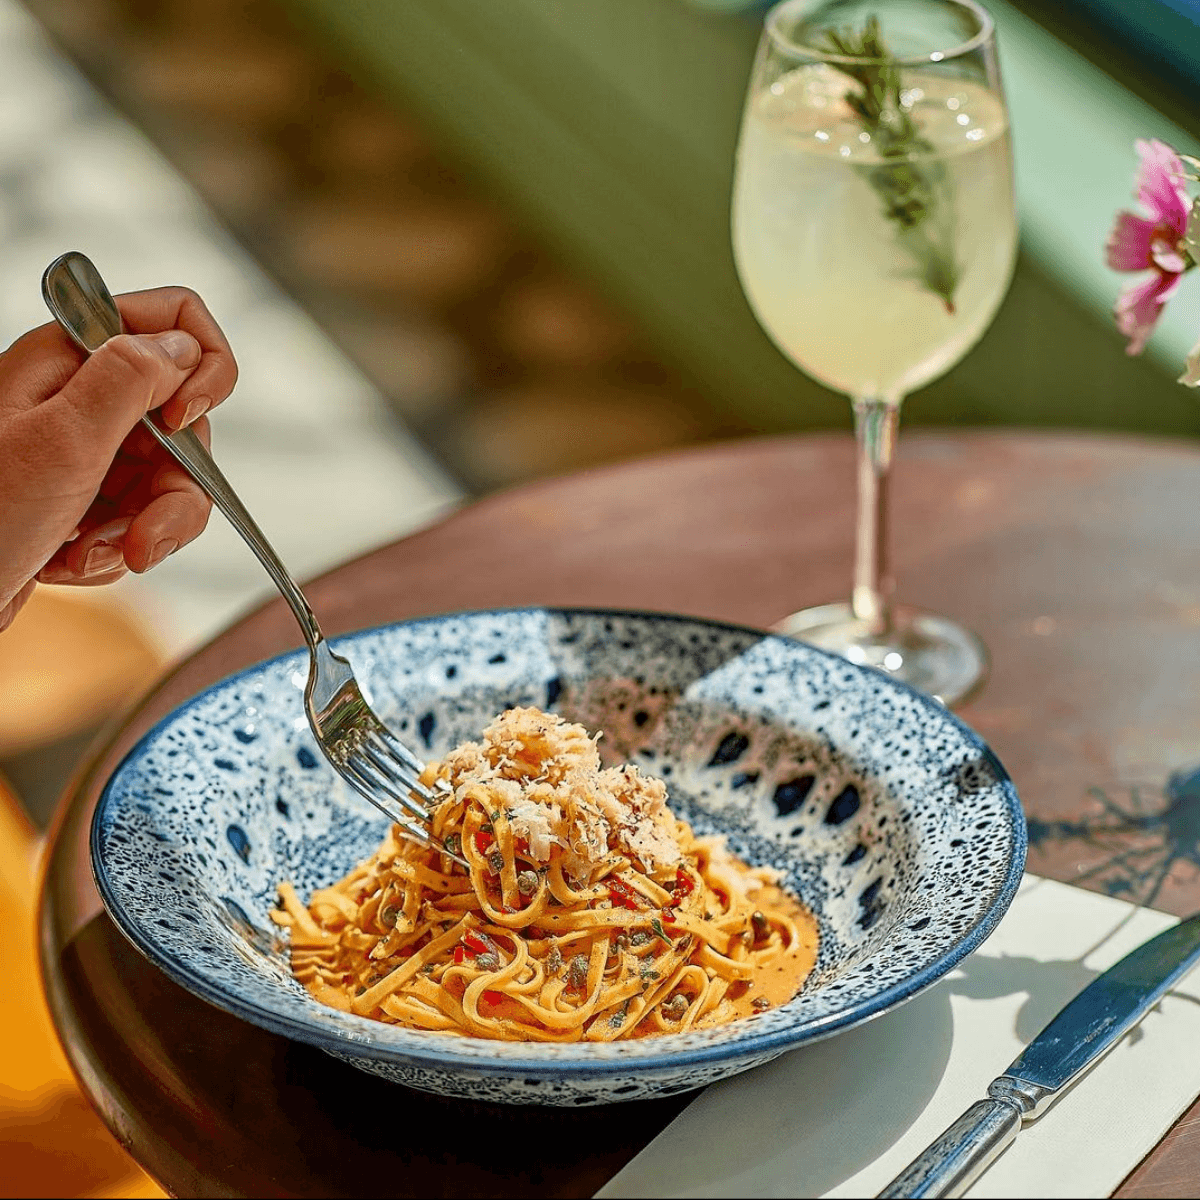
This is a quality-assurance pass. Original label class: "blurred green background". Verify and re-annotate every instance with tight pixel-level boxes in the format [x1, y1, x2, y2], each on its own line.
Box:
[286, 0, 1200, 439]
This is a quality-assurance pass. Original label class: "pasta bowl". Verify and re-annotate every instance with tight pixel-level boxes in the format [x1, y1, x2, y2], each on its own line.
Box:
[92, 607, 1025, 1105]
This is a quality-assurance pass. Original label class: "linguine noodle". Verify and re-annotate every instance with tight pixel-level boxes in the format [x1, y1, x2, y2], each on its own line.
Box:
[272, 707, 817, 1041]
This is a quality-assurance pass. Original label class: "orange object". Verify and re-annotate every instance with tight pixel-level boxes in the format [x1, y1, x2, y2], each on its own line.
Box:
[0, 772, 164, 1199]
[0, 589, 164, 758]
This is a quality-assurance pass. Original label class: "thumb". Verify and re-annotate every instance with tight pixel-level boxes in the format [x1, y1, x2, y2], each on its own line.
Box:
[44, 330, 202, 452]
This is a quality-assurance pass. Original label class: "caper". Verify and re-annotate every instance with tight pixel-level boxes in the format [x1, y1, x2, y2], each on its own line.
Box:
[662, 994, 689, 1020]
[566, 954, 589, 989]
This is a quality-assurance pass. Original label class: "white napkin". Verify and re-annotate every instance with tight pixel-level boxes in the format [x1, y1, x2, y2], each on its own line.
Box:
[599, 875, 1200, 1199]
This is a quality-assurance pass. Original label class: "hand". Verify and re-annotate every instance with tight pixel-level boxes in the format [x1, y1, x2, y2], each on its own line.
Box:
[0, 286, 238, 631]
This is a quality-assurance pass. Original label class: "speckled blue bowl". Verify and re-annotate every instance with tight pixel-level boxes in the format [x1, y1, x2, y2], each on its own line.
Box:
[92, 608, 1024, 1105]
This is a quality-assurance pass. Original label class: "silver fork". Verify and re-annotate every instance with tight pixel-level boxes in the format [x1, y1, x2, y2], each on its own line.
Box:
[42, 251, 455, 858]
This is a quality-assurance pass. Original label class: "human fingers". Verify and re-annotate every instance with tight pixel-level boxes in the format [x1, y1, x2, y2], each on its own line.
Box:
[52, 484, 209, 578]
[34, 330, 201, 472]
[35, 515, 132, 583]
[121, 487, 212, 574]
[1, 331, 199, 603]
[0, 285, 236, 430]
[124, 418, 214, 572]
[116, 287, 237, 432]
[35, 563, 130, 589]
[0, 320, 196, 411]
[35, 417, 213, 580]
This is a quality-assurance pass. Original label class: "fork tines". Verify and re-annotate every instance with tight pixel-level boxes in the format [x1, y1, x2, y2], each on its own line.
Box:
[338, 724, 464, 863]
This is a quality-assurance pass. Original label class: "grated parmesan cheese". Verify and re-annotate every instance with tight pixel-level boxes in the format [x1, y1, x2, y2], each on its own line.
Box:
[426, 707, 683, 884]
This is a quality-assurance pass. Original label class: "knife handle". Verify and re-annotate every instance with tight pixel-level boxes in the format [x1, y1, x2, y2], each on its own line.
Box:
[878, 1095, 1023, 1198]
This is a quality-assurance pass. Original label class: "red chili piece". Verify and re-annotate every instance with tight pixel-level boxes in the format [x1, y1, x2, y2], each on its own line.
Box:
[670, 867, 696, 907]
[608, 877, 641, 909]
[462, 931, 490, 955]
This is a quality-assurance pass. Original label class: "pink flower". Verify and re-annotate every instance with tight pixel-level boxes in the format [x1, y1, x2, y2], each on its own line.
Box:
[1106, 139, 1192, 355]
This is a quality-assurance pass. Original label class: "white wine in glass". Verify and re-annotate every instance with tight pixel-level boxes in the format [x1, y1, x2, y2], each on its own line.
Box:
[732, 0, 1017, 704]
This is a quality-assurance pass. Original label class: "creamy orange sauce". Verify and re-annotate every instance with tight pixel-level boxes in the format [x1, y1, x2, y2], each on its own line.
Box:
[729, 885, 819, 1020]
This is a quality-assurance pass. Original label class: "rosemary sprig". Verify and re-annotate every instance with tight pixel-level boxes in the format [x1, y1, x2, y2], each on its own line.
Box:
[822, 16, 959, 311]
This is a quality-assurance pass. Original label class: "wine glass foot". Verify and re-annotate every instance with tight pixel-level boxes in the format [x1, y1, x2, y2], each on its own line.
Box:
[772, 602, 988, 707]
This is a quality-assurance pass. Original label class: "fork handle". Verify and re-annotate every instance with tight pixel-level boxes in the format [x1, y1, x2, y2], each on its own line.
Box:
[139, 421, 325, 652]
[42, 252, 324, 653]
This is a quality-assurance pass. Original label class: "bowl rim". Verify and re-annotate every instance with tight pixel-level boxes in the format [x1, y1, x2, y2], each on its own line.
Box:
[91, 604, 1027, 1079]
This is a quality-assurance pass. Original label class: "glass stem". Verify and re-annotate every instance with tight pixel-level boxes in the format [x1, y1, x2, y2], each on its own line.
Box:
[850, 396, 900, 637]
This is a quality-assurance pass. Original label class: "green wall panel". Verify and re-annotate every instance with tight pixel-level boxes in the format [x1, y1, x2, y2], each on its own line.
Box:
[286, 0, 1200, 439]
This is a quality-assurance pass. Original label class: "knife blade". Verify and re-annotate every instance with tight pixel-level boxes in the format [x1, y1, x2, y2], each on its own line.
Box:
[878, 910, 1200, 1199]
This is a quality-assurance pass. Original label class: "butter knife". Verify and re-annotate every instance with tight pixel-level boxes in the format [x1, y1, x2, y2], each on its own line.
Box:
[879, 911, 1200, 1199]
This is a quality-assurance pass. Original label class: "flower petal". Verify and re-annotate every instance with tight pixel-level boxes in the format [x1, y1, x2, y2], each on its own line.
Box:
[1151, 239, 1188, 274]
[1115, 270, 1182, 356]
[1106, 210, 1156, 270]
[1134, 138, 1191, 234]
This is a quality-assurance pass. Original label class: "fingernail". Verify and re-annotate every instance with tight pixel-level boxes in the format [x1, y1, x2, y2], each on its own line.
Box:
[148, 538, 179, 568]
[179, 396, 209, 427]
[83, 544, 124, 575]
[152, 330, 201, 368]
[89, 516, 133, 544]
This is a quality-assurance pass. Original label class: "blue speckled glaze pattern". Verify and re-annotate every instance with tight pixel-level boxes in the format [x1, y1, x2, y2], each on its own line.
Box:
[92, 608, 1025, 1105]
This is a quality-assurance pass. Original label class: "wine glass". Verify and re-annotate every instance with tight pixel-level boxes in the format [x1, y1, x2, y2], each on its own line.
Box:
[732, 0, 1016, 705]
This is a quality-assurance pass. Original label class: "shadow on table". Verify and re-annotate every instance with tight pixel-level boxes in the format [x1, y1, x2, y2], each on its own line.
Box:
[952, 950, 1099, 1045]
[597, 981, 956, 1198]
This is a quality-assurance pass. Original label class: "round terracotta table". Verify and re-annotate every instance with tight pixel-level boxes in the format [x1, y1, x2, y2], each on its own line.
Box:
[39, 431, 1200, 1197]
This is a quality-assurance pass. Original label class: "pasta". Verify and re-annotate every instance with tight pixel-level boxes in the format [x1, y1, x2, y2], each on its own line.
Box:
[272, 707, 818, 1041]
